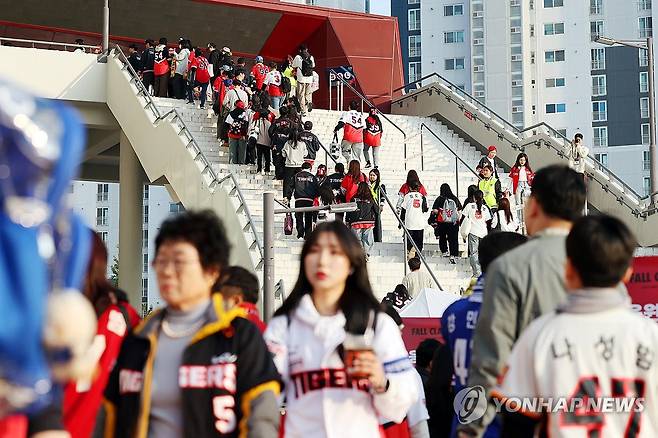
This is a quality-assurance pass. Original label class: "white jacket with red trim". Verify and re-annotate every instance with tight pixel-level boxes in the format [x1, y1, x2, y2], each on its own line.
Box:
[339, 110, 366, 143]
[264, 294, 418, 438]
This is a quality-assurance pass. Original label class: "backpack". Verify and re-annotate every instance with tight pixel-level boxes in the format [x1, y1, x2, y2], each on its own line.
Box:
[301, 55, 314, 77]
[228, 115, 248, 136]
[441, 198, 459, 224]
[280, 76, 292, 94]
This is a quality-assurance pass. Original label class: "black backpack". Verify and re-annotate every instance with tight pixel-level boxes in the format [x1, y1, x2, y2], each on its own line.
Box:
[301, 55, 314, 77]
[228, 115, 248, 137]
[280, 76, 292, 93]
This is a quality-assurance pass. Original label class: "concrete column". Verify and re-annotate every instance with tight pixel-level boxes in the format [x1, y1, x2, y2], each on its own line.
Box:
[119, 132, 146, 308]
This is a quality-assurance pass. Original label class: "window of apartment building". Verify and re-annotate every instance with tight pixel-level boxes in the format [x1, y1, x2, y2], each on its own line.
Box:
[444, 4, 464, 16]
[546, 103, 566, 113]
[545, 50, 565, 63]
[544, 22, 565, 35]
[143, 205, 149, 224]
[593, 101, 607, 121]
[142, 278, 148, 297]
[557, 128, 568, 137]
[445, 57, 465, 70]
[97, 183, 109, 202]
[408, 9, 421, 31]
[544, 0, 563, 7]
[143, 253, 148, 274]
[638, 0, 652, 11]
[590, 0, 603, 14]
[409, 36, 421, 57]
[642, 123, 650, 144]
[96, 207, 108, 227]
[640, 48, 649, 67]
[444, 31, 465, 44]
[590, 20, 604, 41]
[644, 176, 651, 196]
[640, 71, 649, 92]
[595, 152, 608, 167]
[409, 62, 422, 83]
[143, 185, 149, 201]
[641, 97, 650, 118]
[591, 48, 606, 70]
[593, 127, 608, 147]
[644, 150, 651, 171]
[408, 0, 420, 4]
[143, 229, 149, 248]
[546, 77, 566, 88]
[100, 231, 108, 243]
[639, 17, 653, 38]
[592, 75, 607, 96]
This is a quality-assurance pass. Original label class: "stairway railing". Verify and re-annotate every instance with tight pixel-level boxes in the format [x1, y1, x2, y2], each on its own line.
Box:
[110, 45, 264, 267]
[394, 72, 654, 216]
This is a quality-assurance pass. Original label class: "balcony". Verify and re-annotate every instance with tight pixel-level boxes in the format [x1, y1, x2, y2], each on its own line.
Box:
[644, 159, 652, 171]
[592, 85, 607, 96]
[593, 111, 607, 122]
[591, 59, 606, 70]
[594, 136, 608, 147]
[638, 0, 652, 11]
[640, 28, 653, 38]
[643, 133, 650, 144]
[97, 193, 108, 202]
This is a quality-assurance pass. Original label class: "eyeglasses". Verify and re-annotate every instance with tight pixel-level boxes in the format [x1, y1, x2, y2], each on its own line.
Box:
[152, 258, 200, 272]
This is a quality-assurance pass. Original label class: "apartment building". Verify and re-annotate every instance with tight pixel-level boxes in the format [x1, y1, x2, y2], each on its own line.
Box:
[70, 181, 181, 315]
[392, 0, 656, 195]
[281, 0, 369, 12]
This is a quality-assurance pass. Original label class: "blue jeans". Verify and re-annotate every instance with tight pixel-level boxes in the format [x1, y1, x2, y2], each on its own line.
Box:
[468, 234, 482, 277]
[353, 227, 374, 256]
[187, 81, 209, 107]
[270, 95, 283, 110]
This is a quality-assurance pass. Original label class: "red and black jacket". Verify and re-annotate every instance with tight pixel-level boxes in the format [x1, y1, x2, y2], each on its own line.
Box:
[102, 294, 280, 438]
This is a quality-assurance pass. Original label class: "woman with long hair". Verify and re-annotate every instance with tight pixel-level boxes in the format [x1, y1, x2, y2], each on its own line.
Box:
[282, 127, 308, 202]
[460, 190, 492, 277]
[463, 184, 478, 209]
[491, 197, 520, 233]
[103, 210, 280, 438]
[341, 159, 366, 202]
[396, 170, 428, 209]
[63, 231, 140, 438]
[369, 168, 386, 242]
[264, 222, 418, 437]
[509, 153, 534, 205]
[401, 181, 429, 257]
[345, 182, 379, 260]
[431, 183, 463, 264]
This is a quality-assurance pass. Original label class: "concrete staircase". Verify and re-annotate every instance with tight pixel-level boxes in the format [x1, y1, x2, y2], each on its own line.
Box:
[154, 98, 492, 299]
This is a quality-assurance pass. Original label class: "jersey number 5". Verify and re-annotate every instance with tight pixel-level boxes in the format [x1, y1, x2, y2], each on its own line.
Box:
[213, 395, 237, 433]
[561, 376, 645, 438]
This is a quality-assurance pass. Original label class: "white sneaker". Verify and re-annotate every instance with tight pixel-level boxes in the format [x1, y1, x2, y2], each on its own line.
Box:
[260, 169, 265, 176]
[442, 251, 450, 257]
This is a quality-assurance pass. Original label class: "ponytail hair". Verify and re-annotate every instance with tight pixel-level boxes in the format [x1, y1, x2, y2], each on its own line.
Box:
[474, 190, 484, 214]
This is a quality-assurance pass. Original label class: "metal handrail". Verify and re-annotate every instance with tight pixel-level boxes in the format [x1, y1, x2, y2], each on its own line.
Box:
[381, 191, 444, 292]
[0, 36, 100, 51]
[110, 45, 265, 262]
[395, 75, 653, 213]
[331, 73, 409, 168]
[421, 123, 480, 179]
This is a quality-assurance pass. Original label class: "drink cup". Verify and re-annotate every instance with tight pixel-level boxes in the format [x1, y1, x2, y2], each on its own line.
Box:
[343, 332, 374, 379]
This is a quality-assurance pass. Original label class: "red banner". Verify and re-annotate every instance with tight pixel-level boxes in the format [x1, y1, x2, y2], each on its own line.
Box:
[626, 256, 658, 320]
[401, 317, 443, 363]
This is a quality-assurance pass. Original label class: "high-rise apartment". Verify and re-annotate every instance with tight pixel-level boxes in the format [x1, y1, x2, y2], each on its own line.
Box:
[392, 0, 657, 194]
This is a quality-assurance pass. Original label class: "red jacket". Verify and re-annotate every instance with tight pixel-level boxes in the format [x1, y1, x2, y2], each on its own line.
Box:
[251, 63, 270, 90]
[509, 165, 534, 194]
[341, 173, 367, 202]
[239, 302, 266, 334]
[63, 303, 140, 438]
[191, 56, 210, 84]
[364, 115, 383, 147]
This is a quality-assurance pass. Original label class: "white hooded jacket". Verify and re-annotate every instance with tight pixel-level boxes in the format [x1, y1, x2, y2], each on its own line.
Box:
[264, 294, 418, 438]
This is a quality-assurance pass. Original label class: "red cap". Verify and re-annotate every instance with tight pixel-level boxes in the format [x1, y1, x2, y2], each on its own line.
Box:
[235, 101, 246, 109]
[488, 145, 497, 152]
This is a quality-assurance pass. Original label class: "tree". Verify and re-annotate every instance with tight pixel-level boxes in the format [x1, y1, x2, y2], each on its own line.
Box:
[110, 255, 119, 287]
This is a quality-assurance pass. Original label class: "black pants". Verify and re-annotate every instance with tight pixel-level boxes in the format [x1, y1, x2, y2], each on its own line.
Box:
[153, 74, 168, 97]
[142, 72, 154, 93]
[173, 73, 187, 99]
[295, 199, 314, 239]
[283, 167, 301, 200]
[374, 210, 383, 242]
[407, 229, 424, 254]
[257, 144, 271, 172]
[435, 222, 459, 256]
[273, 150, 286, 180]
[246, 139, 256, 165]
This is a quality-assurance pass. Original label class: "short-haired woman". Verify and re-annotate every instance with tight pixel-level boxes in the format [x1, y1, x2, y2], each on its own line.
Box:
[103, 210, 280, 438]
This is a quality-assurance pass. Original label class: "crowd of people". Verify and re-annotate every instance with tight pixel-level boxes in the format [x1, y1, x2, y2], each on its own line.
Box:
[6, 166, 654, 438]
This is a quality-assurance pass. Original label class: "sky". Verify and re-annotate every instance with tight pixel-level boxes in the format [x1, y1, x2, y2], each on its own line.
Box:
[369, 0, 391, 15]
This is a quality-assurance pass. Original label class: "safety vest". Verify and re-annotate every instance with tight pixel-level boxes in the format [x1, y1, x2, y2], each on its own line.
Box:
[479, 177, 498, 208]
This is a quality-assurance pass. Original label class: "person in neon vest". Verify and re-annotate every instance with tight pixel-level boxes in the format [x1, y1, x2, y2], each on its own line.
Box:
[478, 165, 502, 211]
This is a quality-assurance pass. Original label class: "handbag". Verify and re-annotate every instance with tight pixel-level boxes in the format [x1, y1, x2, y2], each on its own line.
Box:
[330, 132, 340, 160]
[284, 213, 294, 235]
[459, 207, 472, 241]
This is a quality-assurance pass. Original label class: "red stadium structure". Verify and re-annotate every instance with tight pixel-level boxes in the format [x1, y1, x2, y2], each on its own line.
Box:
[0, 0, 404, 109]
